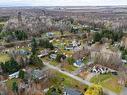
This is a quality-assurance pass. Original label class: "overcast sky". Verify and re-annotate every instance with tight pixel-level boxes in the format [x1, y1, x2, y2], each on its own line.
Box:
[0, 0, 127, 7]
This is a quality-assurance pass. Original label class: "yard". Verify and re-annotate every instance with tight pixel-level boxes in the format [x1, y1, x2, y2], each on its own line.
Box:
[90, 73, 112, 84]
[61, 49, 74, 56]
[61, 64, 77, 72]
[50, 60, 59, 66]
[124, 64, 127, 67]
[101, 77, 123, 93]
[53, 31, 72, 36]
[79, 71, 90, 80]
[90, 73, 123, 93]
[0, 53, 11, 63]
[16, 46, 31, 51]
[50, 71, 88, 92]
[52, 38, 70, 48]
[6, 78, 21, 89]
[83, 58, 89, 64]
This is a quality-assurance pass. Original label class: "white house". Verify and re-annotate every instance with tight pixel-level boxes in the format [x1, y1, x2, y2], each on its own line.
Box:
[122, 59, 127, 64]
[9, 71, 19, 79]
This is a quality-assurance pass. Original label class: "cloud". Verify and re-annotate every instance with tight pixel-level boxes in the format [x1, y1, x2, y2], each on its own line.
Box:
[0, 0, 127, 6]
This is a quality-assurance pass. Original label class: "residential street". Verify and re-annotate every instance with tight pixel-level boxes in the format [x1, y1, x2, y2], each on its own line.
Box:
[43, 61, 117, 95]
[120, 87, 127, 95]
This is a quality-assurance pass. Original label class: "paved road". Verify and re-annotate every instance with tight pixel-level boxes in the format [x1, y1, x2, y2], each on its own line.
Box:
[120, 87, 127, 95]
[43, 61, 117, 95]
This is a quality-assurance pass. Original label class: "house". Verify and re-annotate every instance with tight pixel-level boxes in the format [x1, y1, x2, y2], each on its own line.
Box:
[38, 49, 49, 58]
[72, 40, 81, 47]
[50, 54, 57, 59]
[72, 40, 78, 47]
[9, 71, 19, 79]
[91, 65, 117, 74]
[65, 40, 81, 51]
[91, 65, 109, 74]
[65, 44, 74, 50]
[63, 88, 83, 95]
[19, 49, 30, 55]
[13, 49, 30, 56]
[46, 32, 54, 37]
[73, 60, 84, 68]
[122, 59, 127, 64]
[90, 30, 98, 33]
[31, 69, 47, 80]
[65, 46, 73, 50]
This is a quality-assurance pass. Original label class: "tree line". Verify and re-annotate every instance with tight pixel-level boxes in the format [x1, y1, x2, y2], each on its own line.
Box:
[93, 29, 123, 44]
[0, 30, 28, 42]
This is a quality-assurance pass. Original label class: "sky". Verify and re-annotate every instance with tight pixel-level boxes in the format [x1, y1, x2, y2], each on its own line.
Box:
[0, 0, 127, 7]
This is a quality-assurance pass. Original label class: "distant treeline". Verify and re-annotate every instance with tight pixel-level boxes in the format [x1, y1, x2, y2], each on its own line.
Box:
[0, 16, 9, 22]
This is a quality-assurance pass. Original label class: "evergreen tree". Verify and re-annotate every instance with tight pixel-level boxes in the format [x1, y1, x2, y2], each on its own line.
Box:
[60, 29, 63, 36]
[29, 54, 43, 67]
[18, 70, 25, 79]
[12, 81, 18, 94]
[67, 57, 75, 65]
[39, 38, 54, 50]
[93, 32, 102, 42]
[15, 30, 28, 40]
[31, 37, 37, 55]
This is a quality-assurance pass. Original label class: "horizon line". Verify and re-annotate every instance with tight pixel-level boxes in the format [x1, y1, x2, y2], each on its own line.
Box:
[0, 5, 127, 8]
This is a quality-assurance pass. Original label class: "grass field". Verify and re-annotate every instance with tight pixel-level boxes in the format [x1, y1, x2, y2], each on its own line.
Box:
[90, 73, 123, 93]
[101, 77, 123, 93]
[0, 53, 11, 63]
[62, 64, 77, 72]
[90, 73, 112, 84]
[50, 71, 88, 92]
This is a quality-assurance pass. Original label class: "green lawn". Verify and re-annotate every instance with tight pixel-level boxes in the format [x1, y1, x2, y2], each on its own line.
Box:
[50, 71, 88, 91]
[101, 77, 123, 93]
[53, 31, 61, 36]
[6, 78, 21, 89]
[62, 64, 77, 72]
[90, 73, 112, 84]
[83, 58, 88, 64]
[0, 53, 11, 63]
[51, 37, 71, 49]
[124, 64, 127, 67]
[42, 56, 50, 61]
[53, 31, 71, 36]
[50, 60, 58, 66]
[90, 73, 123, 93]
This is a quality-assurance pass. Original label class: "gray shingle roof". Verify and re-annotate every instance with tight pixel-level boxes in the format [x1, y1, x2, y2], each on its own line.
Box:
[64, 88, 82, 95]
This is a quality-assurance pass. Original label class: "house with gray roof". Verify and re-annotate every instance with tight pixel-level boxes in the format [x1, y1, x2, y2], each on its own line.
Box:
[63, 88, 83, 95]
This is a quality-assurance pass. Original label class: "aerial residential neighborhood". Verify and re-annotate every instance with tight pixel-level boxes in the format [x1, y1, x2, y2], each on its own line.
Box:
[0, 1, 127, 95]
